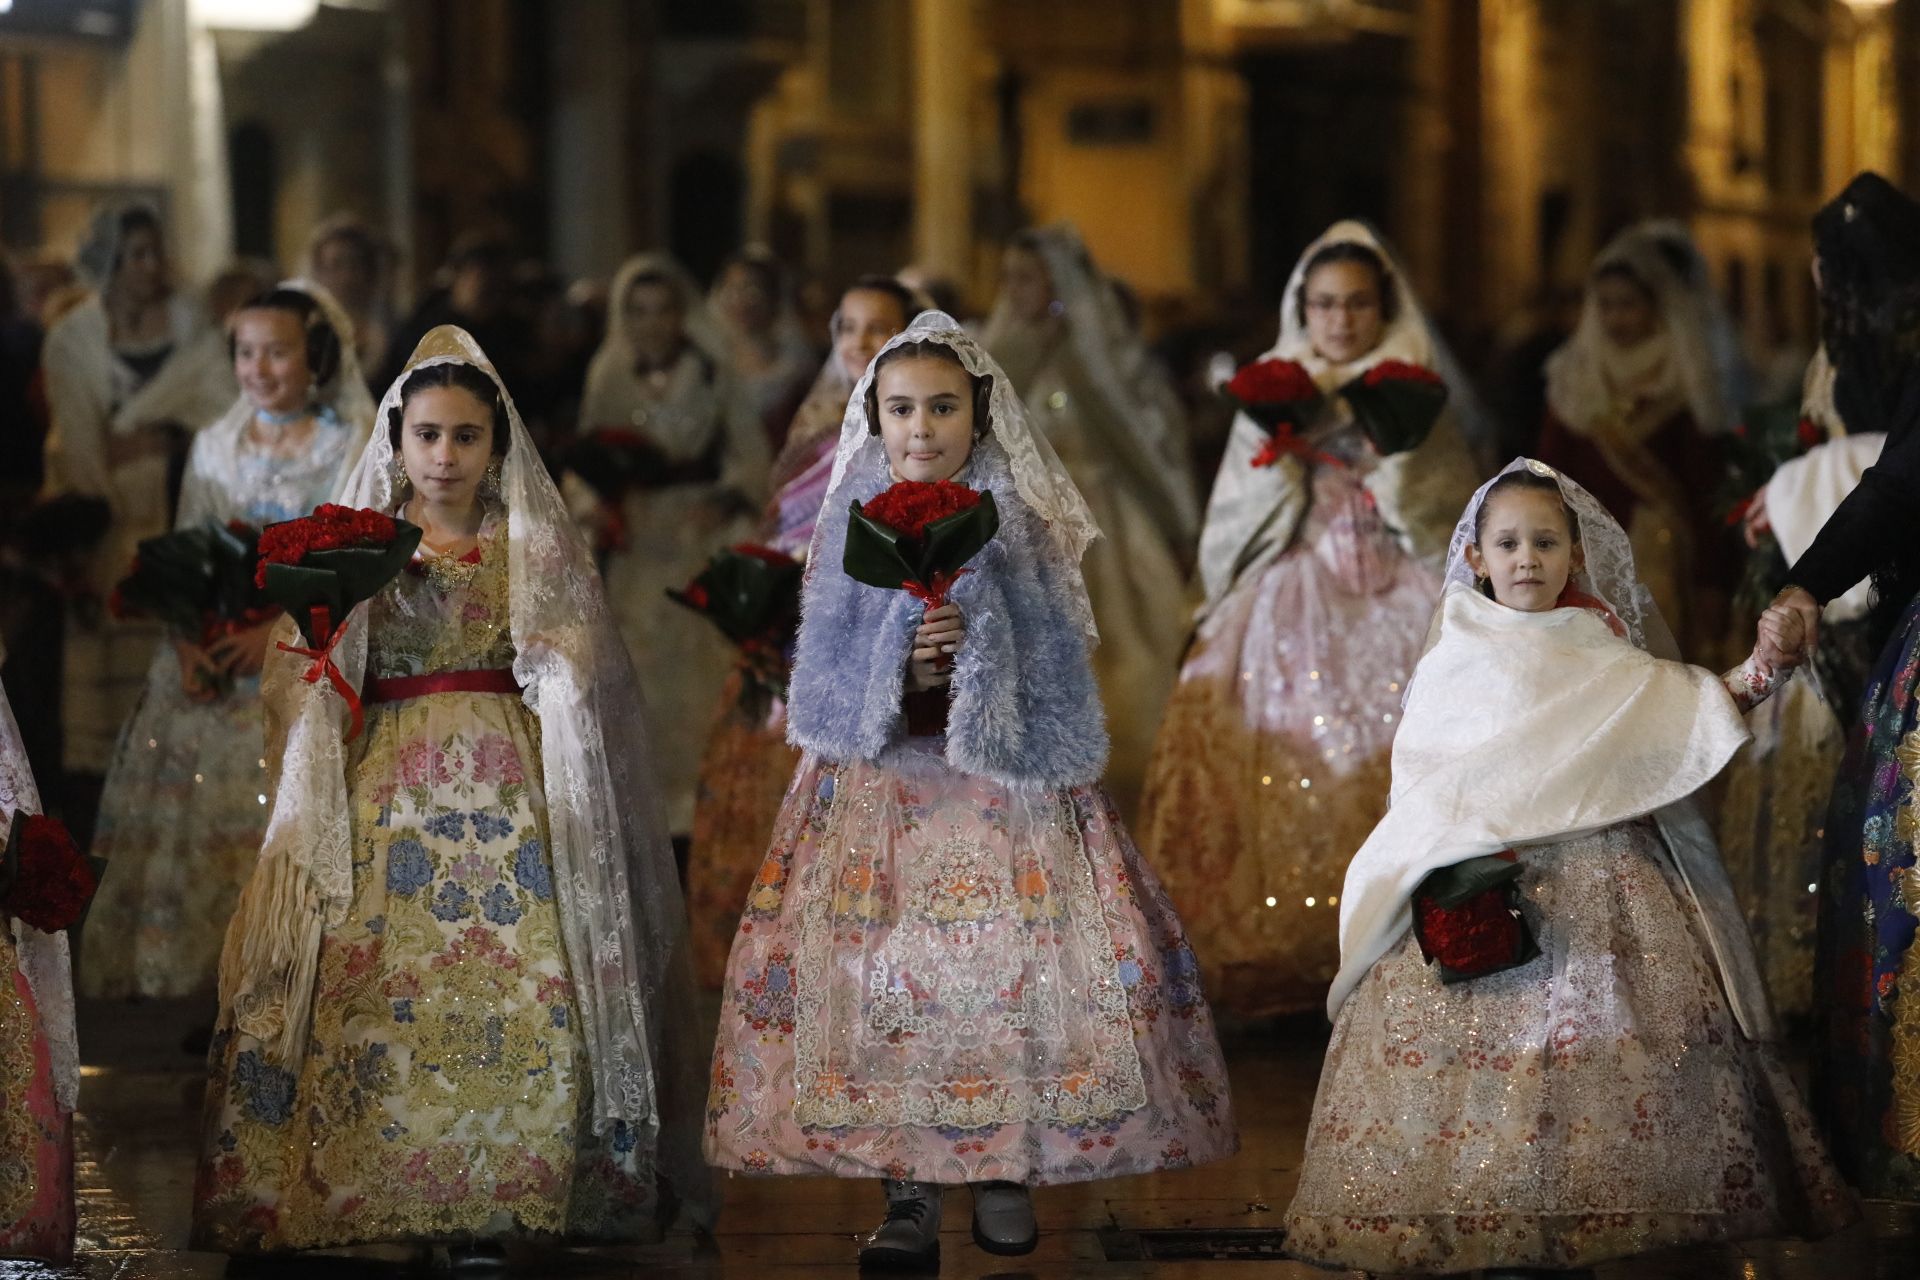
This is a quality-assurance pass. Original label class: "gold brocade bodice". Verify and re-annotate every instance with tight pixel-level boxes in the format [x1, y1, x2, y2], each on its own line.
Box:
[366, 514, 515, 679]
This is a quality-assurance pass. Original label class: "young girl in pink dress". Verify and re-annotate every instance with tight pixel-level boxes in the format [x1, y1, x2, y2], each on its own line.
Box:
[1284, 460, 1852, 1278]
[705, 312, 1236, 1270]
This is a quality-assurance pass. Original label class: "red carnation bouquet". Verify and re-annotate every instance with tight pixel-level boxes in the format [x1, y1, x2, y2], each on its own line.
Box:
[2, 810, 104, 934]
[110, 519, 279, 696]
[1223, 358, 1328, 469]
[1338, 359, 1450, 456]
[255, 504, 424, 740]
[1410, 851, 1539, 984]
[667, 543, 804, 707]
[844, 480, 1001, 614]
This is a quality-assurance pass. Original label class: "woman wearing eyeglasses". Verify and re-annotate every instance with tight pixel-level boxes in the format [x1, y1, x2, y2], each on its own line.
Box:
[1132, 220, 1487, 1017]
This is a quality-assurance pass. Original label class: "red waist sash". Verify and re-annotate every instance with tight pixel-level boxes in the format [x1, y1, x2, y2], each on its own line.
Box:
[364, 668, 523, 705]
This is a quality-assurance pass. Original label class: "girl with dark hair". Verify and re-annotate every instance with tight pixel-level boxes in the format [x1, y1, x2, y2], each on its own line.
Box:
[705, 312, 1234, 1269]
[1768, 171, 1920, 1205]
[192, 326, 714, 1262]
[1133, 220, 1485, 1018]
[710, 246, 816, 437]
[81, 282, 373, 1003]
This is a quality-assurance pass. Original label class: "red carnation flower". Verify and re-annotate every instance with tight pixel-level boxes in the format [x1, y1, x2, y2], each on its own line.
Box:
[859, 480, 986, 545]
[1362, 359, 1445, 389]
[1796, 416, 1822, 449]
[255, 504, 402, 588]
[1414, 887, 1527, 978]
[2, 813, 98, 934]
[1226, 358, 1319, 408]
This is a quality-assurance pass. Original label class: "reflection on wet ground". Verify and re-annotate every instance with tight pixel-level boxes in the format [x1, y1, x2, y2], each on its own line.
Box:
[16, 1001, 1917, 1278]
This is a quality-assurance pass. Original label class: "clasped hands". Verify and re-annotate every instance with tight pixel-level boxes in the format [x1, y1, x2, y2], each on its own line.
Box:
[905, 603, 966, 692]
[1755, 587, 1819, 678]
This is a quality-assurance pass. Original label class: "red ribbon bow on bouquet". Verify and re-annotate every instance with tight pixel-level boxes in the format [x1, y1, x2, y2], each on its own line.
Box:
[275, 603, 366, 741]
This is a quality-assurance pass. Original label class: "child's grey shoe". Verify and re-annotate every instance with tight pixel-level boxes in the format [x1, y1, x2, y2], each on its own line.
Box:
[858, 1179, 943, 1271]
[969, 1180, 1037, 1256]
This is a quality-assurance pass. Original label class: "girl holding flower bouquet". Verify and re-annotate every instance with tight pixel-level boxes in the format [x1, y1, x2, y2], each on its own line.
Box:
[1134, 220, 1487, 1017]
[83, 282, 372, 1002]
[1283, 460, 1851, 1278]
[705, 312, 1236, 1270]
[191, 327, 712, 1264]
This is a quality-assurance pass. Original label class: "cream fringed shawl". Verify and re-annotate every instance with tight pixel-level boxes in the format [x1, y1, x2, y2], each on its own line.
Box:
[1331, 585, 1774, 1040]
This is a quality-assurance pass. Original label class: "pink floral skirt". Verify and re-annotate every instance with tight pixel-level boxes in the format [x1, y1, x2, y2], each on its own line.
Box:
[0, 958, 75, 1262]
[705, 746, 1238, 1184]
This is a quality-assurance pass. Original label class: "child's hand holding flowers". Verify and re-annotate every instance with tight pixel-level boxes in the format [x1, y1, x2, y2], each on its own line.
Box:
[907, 602, 965, 691]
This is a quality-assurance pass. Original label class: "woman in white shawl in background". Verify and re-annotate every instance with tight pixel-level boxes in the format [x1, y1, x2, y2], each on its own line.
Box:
[983, 224, 1199, 812]
[82, 282, 373, 1001]
[1133, 220, 1485, 1017]
[572, 254, 769, 836]
[41, 201, 234, 788]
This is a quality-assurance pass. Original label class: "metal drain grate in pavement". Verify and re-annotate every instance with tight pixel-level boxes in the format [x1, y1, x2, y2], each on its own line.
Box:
[1098, 1227, 1291, 1261]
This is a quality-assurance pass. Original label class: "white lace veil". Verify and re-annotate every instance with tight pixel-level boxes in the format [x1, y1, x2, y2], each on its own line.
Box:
[1440, 457, 1681, 663]
[222, 328, 710, 1209]
[1268, 218, 1498, 459]
[981, 223, 1200, 544]
[1544, 219, 1746, 436]
[819, 310, 1102, 643]
[0, 642, 79, 1113]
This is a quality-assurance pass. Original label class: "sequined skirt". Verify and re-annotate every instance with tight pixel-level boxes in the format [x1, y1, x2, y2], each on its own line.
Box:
[1284, 820, 1852, 1273]
[705, 747, 1239, 1184]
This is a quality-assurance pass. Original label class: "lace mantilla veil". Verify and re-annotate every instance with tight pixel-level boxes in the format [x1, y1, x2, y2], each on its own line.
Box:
[980, 223, 1200, 545]
[1437, 456, 1682, 666]
[817, 310, 1103, 644]
[219, 325, 711, 1219]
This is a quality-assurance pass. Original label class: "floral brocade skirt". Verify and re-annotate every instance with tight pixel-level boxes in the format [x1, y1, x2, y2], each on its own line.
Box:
[1812, 590, 1920, 1202]
[688, 677, 801, 988]
[191, 688, 662, 1253]
[0, 950, 74, 1262]
[1284, 820, 1852, 1274]
[705, 744, 1238, 1185]
[1134, 495, 1436, 1017]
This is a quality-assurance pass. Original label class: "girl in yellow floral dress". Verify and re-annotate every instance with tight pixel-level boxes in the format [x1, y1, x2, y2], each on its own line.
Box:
[191, 328, 712, 1266]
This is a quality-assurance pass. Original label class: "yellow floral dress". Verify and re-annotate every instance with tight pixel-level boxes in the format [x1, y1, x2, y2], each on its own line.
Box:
[191, 521, 663, 1252]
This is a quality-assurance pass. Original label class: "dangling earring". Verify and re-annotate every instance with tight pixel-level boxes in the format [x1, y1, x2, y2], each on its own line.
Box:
[390, 455, 411, 497]
[480, 458, 503, 499]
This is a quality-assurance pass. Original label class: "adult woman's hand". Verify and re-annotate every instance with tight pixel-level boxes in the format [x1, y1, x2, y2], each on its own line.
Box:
[1762, 585, 1820, 671]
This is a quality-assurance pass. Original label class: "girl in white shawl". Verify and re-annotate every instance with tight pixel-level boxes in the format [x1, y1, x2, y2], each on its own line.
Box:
[0, 645, 80, 1262]
[42, 202, 235, 783]
[1283, 459, 1851, 1277]
[1133, 220, 1484, 1017]
[1539, 220, 1748, 656]
[572, 254, 769, 836]
[192, 327, 712, 1263]
[82, 283, 372, 1001]
[983, 224, 1200, 812]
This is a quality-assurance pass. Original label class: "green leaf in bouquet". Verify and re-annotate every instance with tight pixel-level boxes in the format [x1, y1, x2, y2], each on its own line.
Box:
[1339, 370, 1449, 456]
[918, 491, 1001, 582]
[261, 523, 423, 645]
[844, 503, 923, 591]
[668, 547, 804, 646]
[1415, 853, 1525, 910]
[844, 491, 1002, 591]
